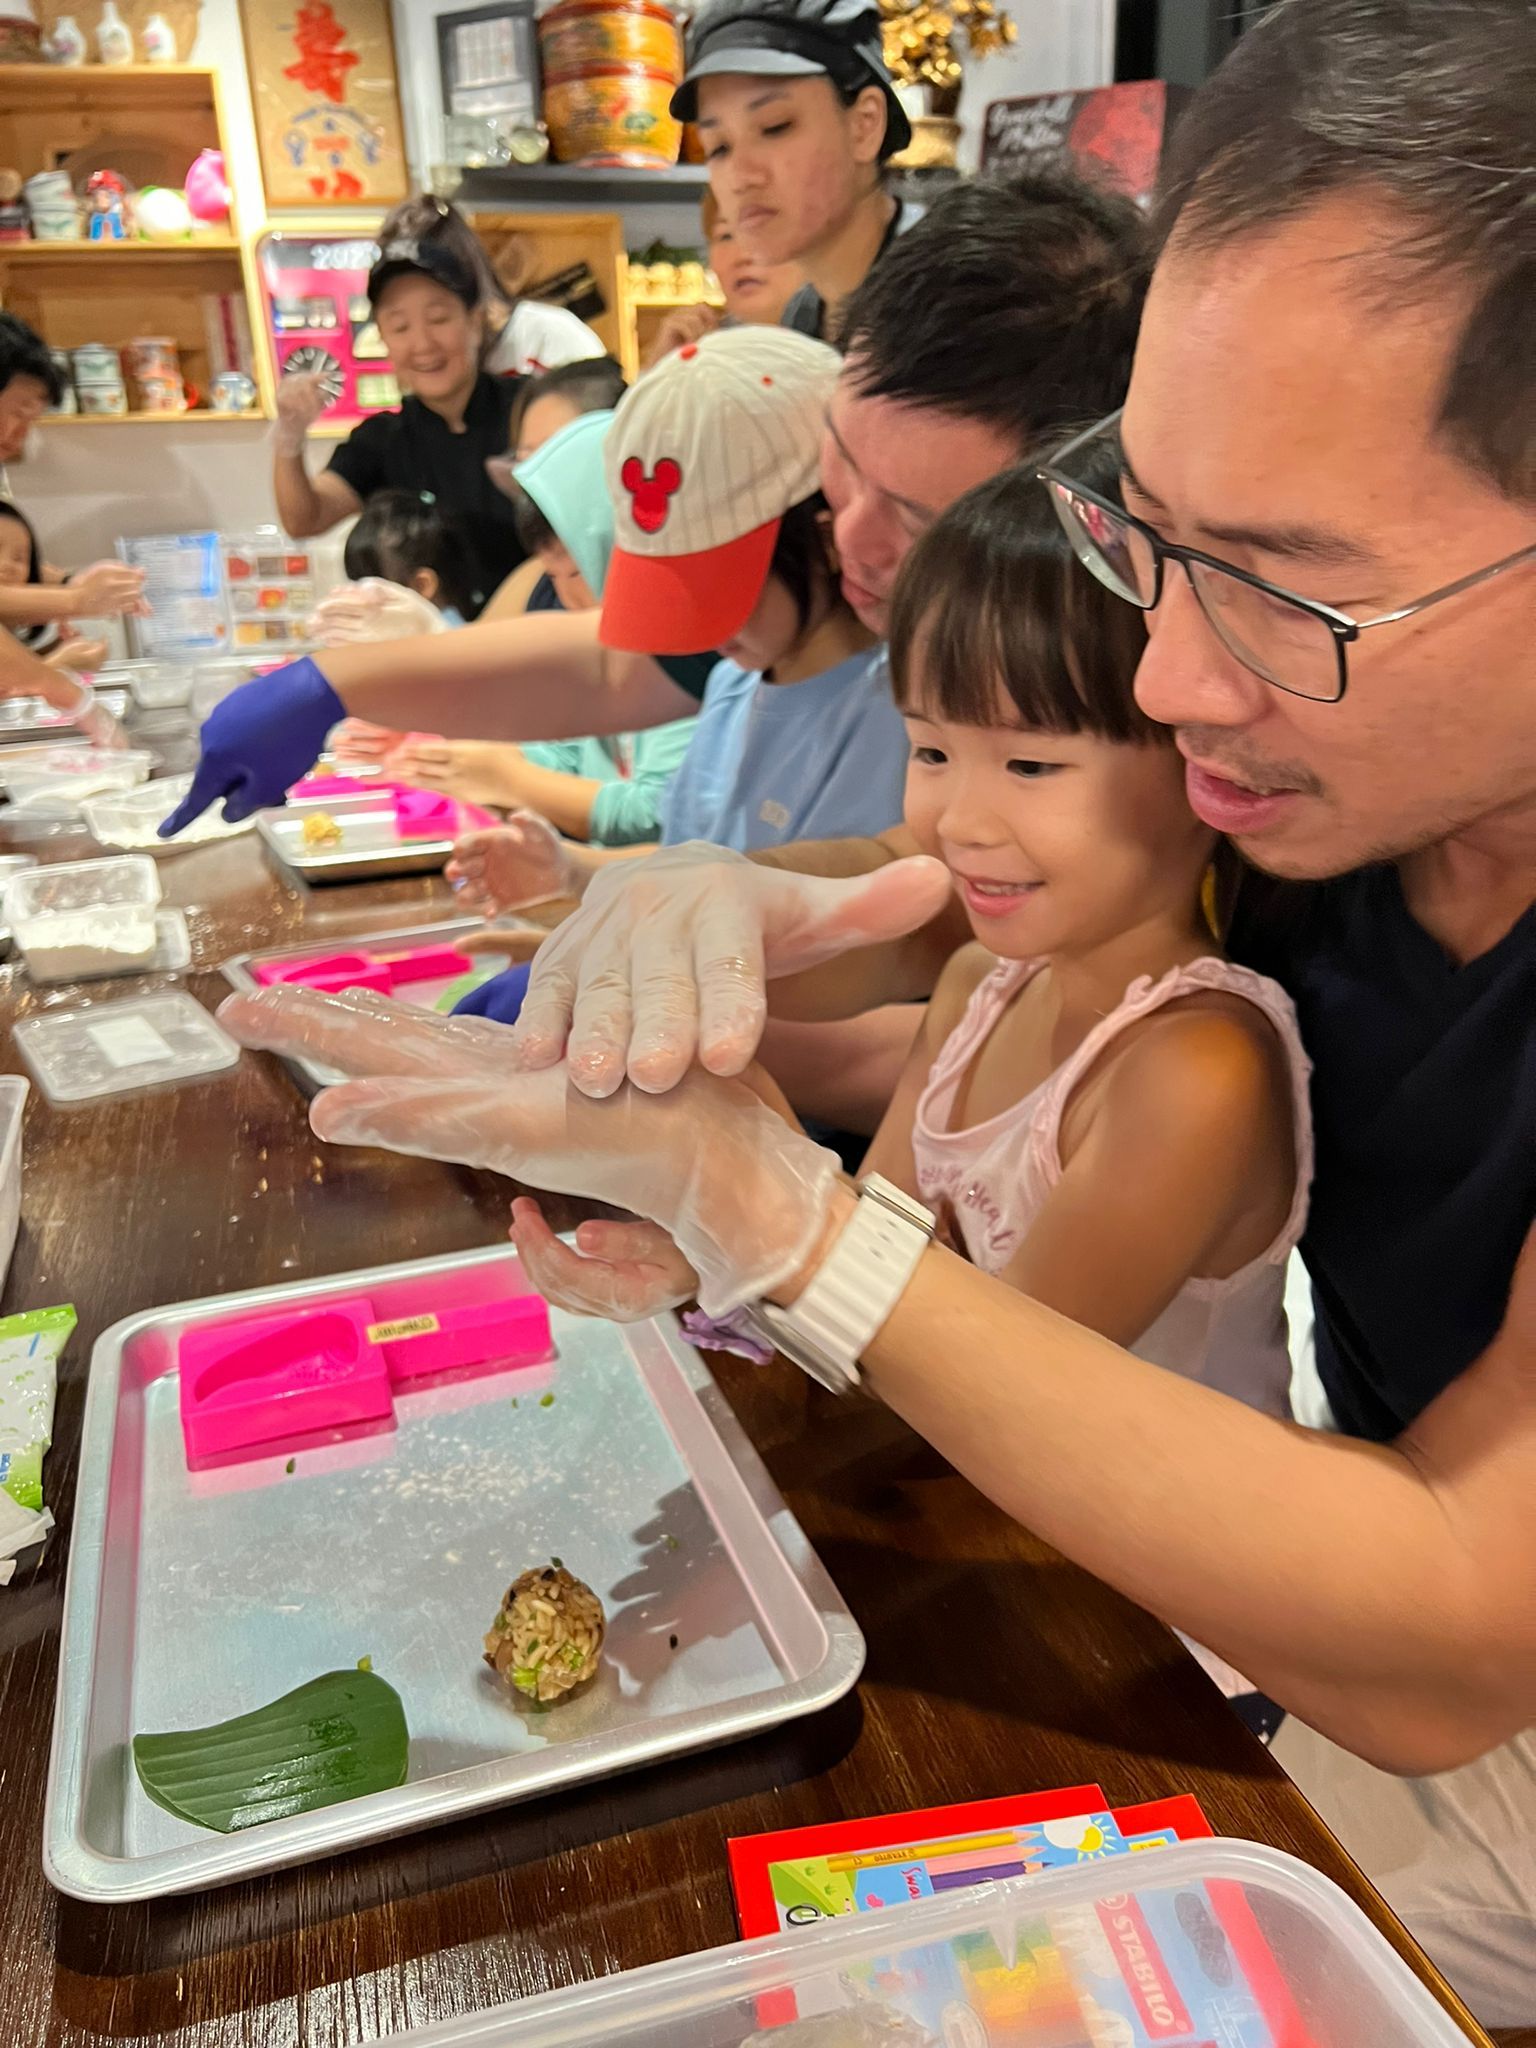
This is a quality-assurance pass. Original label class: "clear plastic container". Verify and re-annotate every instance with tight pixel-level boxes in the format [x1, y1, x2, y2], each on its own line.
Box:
[0, 852, 37, 944]
[13, 992, 240, 1106]
[0, 746, 155, 812]
[95, 659, 192, 709]
[0, 1076, 28, 1290]
[370, 1843, 1469, 2048]
[83, 776, 253, 854]
[5, 855, 162, 980]
[191, 657, 264, 721]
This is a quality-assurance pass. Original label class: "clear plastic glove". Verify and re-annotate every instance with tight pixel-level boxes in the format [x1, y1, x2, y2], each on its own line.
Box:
[218, 985, 840, 1316]
[45, 668, 127, 749]
[507, 842, 955, 1098]
[510, 1197, 698, 1321]
[158, 654, 345, 835]
[65, 560, 149, 618]
[447, 815, 576, 915]
[330, 716, 408, 766]
[272, 368, 329, 455]
[308, 578, 448, 647]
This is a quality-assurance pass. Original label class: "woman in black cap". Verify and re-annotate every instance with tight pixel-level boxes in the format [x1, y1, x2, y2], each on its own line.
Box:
[271, 196, 527, 618]
[673, 0, 920, 345]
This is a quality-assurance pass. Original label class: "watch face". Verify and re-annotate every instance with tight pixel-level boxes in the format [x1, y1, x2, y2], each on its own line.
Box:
[283, 345, 345, 404]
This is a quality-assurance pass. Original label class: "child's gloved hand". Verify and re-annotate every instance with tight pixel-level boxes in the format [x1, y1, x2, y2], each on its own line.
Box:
[308, 577, 448, 646]
[330, 716, 408, 765]
[505, 843, 954, 1098]
[447, 815, 575, 915]
[510, 1198, 699, 1322]
[217, 985, 841, 1317]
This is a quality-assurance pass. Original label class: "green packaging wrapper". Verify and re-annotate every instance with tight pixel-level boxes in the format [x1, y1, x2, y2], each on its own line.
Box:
[0, 1304, 76, 1513]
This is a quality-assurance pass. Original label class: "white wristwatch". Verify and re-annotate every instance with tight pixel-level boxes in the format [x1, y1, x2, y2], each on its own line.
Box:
[748, 1175, 935, 1394]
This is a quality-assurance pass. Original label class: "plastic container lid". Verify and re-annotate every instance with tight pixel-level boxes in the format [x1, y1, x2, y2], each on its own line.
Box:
[94, 659, 191, 709]
[0, 746, 155, 811]
[83, 776, 254, 853]
[14, 992, 240, 1105]
[368, 1842, 1469, 2048]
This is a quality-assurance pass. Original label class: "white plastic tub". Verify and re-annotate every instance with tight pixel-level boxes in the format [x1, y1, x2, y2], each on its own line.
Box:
[4, 855, 162, 980]
[83, 776, 254, 853]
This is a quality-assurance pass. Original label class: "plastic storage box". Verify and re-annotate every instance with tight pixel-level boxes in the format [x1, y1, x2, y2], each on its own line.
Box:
[369, 1842, 1471, 2048]
[83, 776, 253, 853]
[4, 855, 162, 980]
[0, 746, 155, 811]
[96, 659, 191, 710]
[0, 1075, 28, 1290]
[14, 991, 240, 1105]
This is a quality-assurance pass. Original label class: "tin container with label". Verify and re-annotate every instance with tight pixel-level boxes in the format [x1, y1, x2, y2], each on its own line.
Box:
[71, 344, 127, 416]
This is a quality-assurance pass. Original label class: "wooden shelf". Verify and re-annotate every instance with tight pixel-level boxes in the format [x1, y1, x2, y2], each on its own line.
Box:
[459, 162, 709, 206]
[0, 62, 226, 114]
[44, 408, 270, 426]
[0, 239, 243, 258]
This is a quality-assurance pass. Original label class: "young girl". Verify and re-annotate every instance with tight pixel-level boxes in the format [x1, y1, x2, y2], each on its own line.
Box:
[448, 327, 911, 1024]
[519, 462, 1313, 1423]
[0, 500, 112, 670]
[342, 489, 477, 626]
[333, 418, 694, 850]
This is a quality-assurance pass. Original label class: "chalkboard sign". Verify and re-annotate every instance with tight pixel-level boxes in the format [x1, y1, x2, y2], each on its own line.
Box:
[980, 80, 1190, 207]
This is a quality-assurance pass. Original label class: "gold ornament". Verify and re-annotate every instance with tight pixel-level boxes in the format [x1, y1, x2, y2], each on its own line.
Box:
[880, 0, 1017, 98]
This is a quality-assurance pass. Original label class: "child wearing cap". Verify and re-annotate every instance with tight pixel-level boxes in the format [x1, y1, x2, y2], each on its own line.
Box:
[676, 0, 921, 343]
[448, 327, 909, 1025]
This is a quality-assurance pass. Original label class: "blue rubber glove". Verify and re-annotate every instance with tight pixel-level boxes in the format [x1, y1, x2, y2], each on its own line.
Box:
[158, 656, 346, 837]
[451, 962, 532, 1025]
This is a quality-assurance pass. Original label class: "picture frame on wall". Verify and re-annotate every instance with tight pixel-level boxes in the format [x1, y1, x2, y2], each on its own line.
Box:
[436, 1, 540, 126]
[241, 0, 410, 208]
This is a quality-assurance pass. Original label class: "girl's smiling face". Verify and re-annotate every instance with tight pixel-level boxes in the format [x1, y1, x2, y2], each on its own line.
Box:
[901, 671, 1214, 961]
[0, 512, 33, 588]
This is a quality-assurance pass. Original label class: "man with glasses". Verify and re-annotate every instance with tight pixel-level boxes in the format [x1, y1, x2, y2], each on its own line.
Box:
[231, 0, 1535, 2018]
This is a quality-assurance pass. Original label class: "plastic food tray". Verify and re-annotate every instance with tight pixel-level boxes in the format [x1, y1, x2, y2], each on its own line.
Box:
[360, 1840, 1471, 2048]
[46, 1245, 864, 1901]
[256, 793, 465, 884]
[222, 916, 532, 1090]
[14, 990, 239, 1105]
[84, 776, 256, 854]
[0, 688, 131, 745]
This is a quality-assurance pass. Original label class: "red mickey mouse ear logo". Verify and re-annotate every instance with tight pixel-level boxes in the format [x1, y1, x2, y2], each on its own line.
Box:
[622, 455, 684, 536]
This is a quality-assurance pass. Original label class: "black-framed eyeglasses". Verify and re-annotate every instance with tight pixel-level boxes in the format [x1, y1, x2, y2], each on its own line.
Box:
[1038, 411, 1536, 704]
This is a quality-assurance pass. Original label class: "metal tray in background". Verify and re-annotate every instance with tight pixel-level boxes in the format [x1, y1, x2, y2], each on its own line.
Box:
[46, 1245, 865, 1903]
[256, 791, 462, 884]
[222, 916, 539, 1091]
[0, 687, 131, 749]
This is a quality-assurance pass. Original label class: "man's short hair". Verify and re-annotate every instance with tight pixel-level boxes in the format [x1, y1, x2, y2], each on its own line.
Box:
[1155, 0, 1536, 501]
[0, 311, 63, 405]
[838, 168, 1151, 450]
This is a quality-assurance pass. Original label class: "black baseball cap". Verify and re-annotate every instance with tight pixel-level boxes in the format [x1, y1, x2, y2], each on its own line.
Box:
[673, 0, 911, 158]
[367, 235, 480, 313]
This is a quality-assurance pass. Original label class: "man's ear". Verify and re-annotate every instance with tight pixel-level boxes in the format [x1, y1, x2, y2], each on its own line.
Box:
[847, 84, 890, 168]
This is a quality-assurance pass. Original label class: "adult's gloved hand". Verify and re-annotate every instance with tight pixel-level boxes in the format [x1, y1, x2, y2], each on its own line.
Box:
[450, 961, 532, 1025]
[503, 842, 954, 1099]
[218, 985, 841, 1317]
[158, 655, 346, 836]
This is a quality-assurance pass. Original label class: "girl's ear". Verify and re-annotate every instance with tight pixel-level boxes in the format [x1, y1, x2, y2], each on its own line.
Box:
[846, 84, 890, 170]
[410, 567, 441, 603]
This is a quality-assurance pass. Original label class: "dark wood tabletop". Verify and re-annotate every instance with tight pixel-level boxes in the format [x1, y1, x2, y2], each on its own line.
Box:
[0, 741, 1491, 2048]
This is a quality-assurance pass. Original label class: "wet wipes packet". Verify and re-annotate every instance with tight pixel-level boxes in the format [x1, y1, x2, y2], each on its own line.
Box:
[0, 1304, 76, 1513]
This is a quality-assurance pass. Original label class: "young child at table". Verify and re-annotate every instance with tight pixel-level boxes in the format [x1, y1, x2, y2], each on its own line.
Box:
[448, 326, 910, 1025]
[0, 500, 108, 671]
[341, 489, 477, 627]
[339, 416, 695, 850]
[518, 461, 1314, 1424]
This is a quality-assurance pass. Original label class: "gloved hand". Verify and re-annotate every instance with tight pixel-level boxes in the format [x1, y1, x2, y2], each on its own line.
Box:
[64, 560, 149, 618]
[450, 961, 532, 1024]
[308, 578, 447, 647]
[218, 985, 841, 1316]
[44, 668, 127, 749]
[505, 842, 955, 1098]
[272, 369, 329, 457]
[510, 1198, 699, 1321]
[447, 815, 576, 915]
[158, 655, 345, 836]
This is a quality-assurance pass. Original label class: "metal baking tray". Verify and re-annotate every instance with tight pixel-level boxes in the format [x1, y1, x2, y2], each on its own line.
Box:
[256, 792, 462, 883]
[223, 916, 538, 1091]
[45, 1244, 864, 1902]
[0, 687, 131, 748]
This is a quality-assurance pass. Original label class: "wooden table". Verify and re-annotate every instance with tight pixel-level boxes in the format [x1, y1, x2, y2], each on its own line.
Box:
[0, 797, 1490, 2047]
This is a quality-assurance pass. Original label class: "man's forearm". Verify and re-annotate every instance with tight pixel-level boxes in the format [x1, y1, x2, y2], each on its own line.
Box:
[317, 615, 699, 741]
[832, 1231, 1532, 1773]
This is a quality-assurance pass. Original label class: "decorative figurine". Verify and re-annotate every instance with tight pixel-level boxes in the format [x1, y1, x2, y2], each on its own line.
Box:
[86, 170, 130, 243]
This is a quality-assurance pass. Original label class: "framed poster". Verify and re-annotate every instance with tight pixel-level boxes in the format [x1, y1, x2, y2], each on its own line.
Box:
[980, 81, 1191, 208]
[241, 0, 410, 208]
[437, 3, 540, 125]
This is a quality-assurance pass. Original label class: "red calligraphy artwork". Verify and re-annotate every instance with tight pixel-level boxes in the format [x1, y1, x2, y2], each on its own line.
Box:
[284, 2, 360, 105]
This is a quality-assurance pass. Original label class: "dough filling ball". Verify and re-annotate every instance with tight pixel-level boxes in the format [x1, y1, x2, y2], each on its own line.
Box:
[485, 1563, 606, 1702]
